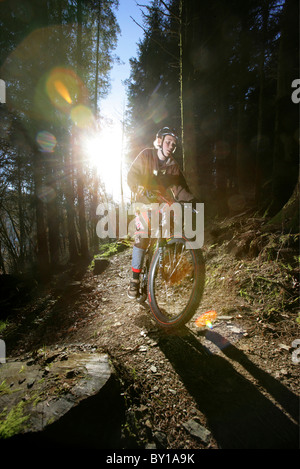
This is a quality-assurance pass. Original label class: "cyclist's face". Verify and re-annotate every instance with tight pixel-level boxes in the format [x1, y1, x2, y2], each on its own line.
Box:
[162, 135, 177, 156]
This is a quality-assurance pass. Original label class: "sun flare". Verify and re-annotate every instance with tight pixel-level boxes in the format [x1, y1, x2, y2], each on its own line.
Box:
[84, 124, 127, 202]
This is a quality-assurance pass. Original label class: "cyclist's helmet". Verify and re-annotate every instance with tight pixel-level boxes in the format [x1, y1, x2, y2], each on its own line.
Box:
[156, 127, 178, 142]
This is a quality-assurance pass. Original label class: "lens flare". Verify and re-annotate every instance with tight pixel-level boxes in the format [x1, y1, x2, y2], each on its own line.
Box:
[70, 104, 94, 129]
[36, 130, 57, 152]
[46, 67, 84, 112]
[195, 310, 217, 328]
[37, 185, 56, 203]
[54, 79, 72, 104]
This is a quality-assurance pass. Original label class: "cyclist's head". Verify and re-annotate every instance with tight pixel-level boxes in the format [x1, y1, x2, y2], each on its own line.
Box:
[154, 127, 178, 154]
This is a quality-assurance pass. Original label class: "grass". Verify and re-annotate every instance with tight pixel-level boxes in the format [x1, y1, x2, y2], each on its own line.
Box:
[0, 380, 14, 396]
[0, 401, 30, 439]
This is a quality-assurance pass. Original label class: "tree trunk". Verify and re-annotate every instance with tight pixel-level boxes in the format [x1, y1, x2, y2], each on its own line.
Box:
[267, 174, 299, 233]
[33, 147, 50, 281]
[90, 166, 100, 254]
[94, 0, 102, 115]
[235, 14, 252, 206]
[45, 153, 60, 270]
[179, 0, 200, 200]
[64, 148, 79, 262]
[90, 1, 102, 254]
[255, 0, 269, 206]
[75, 135, 89, 258]
[271, 0, 299, 215]
[17, 154, 25, 270]
[75, 0, 89, 258]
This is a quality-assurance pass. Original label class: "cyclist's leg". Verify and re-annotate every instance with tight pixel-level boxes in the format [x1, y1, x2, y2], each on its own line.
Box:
[128, 210, 150, 299]
[131, 242, 146, 277]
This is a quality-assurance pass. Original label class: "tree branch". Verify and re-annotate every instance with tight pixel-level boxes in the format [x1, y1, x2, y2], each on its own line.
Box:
[136, 1, 180, 21]
[158, 0, 181, 21]
[130, 16, 179, 62]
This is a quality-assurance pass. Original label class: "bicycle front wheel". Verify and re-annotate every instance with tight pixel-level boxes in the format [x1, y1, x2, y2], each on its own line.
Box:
[147, 238, 205, 328]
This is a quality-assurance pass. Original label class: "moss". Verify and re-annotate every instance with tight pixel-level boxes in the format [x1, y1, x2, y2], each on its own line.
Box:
[98, 243, 119, 258]
[0, 320, 8, 333]
[89, 240, 131, 270]
[0, 401, 30, 439]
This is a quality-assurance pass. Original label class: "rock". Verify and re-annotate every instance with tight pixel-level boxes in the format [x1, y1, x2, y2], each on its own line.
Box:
[27, 379, 35, 389]
[153, 431, 168, 448]
[45, 353, 61, 364]
[65, 369, 80, 379]
[278, 344, 290, 352]
[0, 347, 124, 449]
[42, 366, 50, 376]
[138, 346, 148, 352]
[228, 325, 243, 334]
[182, 419, 211, 444]
[93, 258, 110, 275]
[145, 442, 157, 449]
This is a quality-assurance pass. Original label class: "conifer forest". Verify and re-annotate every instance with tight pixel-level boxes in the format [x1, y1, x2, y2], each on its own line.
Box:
[0, 0, 298, 279]
[0, 0, 299, 452]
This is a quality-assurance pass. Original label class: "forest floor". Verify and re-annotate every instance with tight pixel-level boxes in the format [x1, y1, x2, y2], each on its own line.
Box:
[0, 211, 299, 450]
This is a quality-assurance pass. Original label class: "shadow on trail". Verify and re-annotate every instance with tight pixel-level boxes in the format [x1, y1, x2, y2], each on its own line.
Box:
[153, 326, 299, 449]
[3, 258, 94, 356]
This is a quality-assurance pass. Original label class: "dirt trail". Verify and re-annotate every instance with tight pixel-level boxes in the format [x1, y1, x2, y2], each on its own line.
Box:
[2, 237, 299, 449]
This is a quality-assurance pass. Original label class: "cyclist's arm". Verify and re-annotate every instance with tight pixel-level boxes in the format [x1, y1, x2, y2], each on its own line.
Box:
[171, 185, 195, 203]
[127, 154, 144, 193]
[168, 171, 195, 203]
[127, 151, 156, 193]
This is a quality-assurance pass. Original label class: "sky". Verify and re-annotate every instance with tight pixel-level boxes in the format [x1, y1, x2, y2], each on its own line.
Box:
[89, 1, 153, 202]
[100, 0, 151, 124]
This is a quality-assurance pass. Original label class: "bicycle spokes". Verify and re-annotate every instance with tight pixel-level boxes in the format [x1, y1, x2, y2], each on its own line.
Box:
[154, 242, 196, 319]
[160, 244, 193, 285]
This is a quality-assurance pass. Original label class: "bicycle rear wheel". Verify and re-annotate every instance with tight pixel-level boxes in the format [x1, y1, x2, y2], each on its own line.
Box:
[147, 237, 205, 328]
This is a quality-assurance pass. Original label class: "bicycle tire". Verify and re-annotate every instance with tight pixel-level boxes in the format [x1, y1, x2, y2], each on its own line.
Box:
[147, 237, 205, 328]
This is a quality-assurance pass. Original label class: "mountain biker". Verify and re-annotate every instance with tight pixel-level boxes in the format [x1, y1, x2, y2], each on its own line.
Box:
[127, 126, 195, 299]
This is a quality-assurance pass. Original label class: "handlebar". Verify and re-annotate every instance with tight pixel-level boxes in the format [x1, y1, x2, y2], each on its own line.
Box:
[142, 189, 199, 214]
[144, 189, 171, 204]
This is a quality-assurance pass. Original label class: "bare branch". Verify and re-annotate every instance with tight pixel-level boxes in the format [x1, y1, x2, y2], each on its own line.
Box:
[136, 1, 180, 21]
[159, 0, 181, 21]
[130, 16, 179, 62]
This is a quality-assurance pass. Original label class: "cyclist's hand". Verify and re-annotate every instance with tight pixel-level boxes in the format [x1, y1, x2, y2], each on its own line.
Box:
[145, 189, 161, 201]
[136, 186, 157, 203]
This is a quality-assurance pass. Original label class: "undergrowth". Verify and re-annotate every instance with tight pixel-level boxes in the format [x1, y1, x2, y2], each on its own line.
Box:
[205, 226, 299, 338]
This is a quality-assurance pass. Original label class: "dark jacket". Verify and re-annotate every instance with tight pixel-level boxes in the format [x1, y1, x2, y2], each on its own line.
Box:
[127, 148, 194, 203]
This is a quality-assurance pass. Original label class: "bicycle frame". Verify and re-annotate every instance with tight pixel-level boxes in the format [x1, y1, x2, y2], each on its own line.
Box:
[136, 190, 204, 328]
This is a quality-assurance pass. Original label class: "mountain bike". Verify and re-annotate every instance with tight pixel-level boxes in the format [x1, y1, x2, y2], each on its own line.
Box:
[137, 191, 205, 329]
